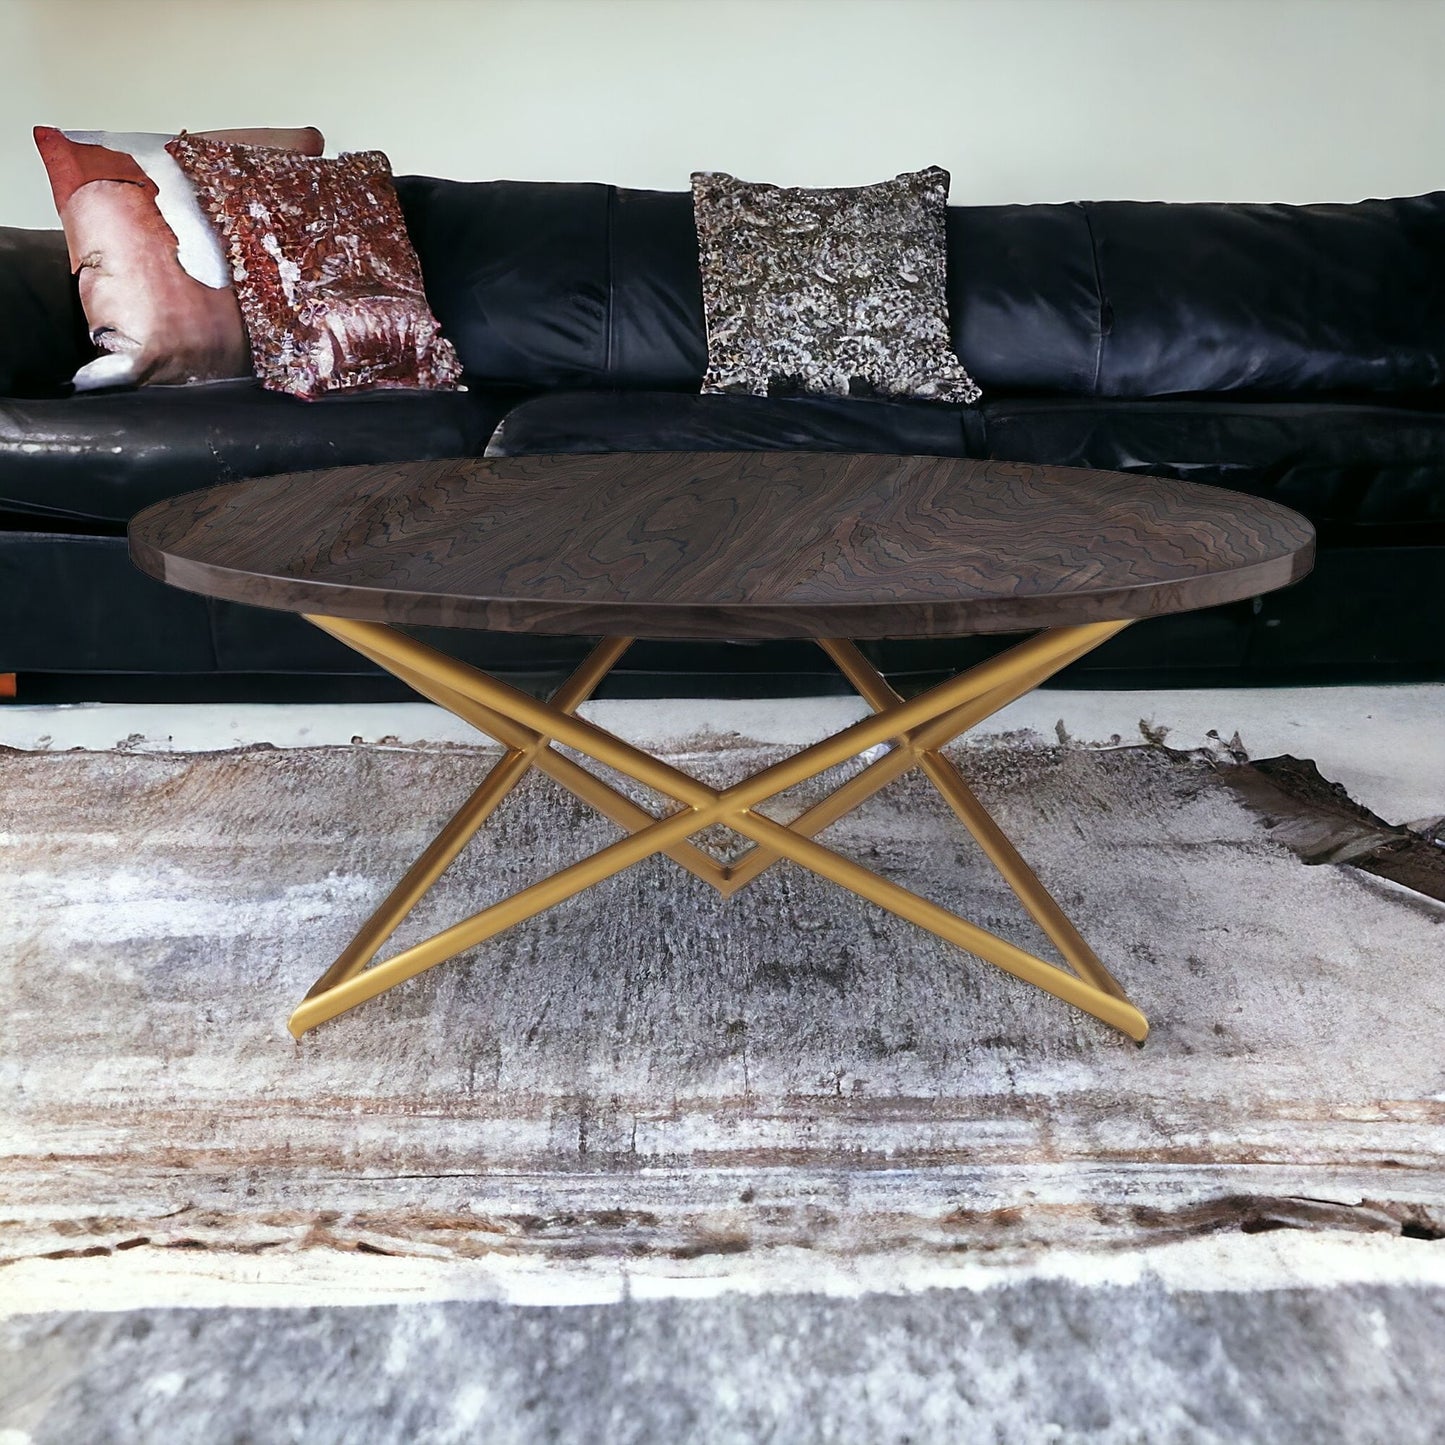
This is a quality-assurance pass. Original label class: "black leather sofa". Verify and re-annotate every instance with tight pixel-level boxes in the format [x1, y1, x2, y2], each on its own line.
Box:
[2, 178, 1442, 699]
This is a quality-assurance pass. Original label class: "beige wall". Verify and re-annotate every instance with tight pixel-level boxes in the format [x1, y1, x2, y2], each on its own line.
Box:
[3, 0, 1443, 230]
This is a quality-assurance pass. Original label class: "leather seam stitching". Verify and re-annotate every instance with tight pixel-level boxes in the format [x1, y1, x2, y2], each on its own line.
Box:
[1079, 201, 1106, 396]
[603, 186, 616, 379]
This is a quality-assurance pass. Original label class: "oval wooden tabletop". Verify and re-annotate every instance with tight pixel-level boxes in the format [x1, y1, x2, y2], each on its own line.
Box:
[128, 451, 1315, 640]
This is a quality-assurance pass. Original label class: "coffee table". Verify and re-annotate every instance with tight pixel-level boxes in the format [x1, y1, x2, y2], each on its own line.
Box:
[129, 451, 1315, 1044]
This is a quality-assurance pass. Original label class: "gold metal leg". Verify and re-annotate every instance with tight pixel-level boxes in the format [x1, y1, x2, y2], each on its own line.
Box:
[817, 639, 1129, 1001]
[289, 616, 1148, 1044]
[717, 625, 1120, 897]
[318, 626, 726, 893]
[303, 637, 635, 1001]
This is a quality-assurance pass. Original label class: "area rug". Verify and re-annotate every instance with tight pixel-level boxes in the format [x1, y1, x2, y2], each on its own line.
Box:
[1, 729, 1442, 1442]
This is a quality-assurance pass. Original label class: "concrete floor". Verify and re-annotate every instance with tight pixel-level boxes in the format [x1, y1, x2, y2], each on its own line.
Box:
[3, 683, 1440, 823]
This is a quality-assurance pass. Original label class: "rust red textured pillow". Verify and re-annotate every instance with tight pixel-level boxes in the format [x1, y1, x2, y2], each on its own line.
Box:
[166, 138, 462, 401]
[33, 126, 325, 389]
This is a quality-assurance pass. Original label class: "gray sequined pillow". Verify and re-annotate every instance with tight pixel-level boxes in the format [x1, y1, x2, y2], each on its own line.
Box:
[691, 166, 981, 405]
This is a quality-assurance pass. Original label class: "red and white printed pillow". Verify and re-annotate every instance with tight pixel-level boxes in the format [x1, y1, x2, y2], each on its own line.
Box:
[33, 125, 325, 389]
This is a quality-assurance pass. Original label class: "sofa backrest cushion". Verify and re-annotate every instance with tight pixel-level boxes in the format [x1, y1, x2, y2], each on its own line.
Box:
[395, 175, 1104, 395]
[946, 202, 1101, 394]
[347, 179, 1445, 401]
[396, 176, 614, 388]
[1087, 194, 1445, 397]
[0, 226, 90, 397]
[7, 182, 1445, 403]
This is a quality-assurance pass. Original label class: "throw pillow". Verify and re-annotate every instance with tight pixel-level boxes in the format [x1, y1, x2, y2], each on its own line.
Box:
[33, 126, 325, 390]
[167, 139, 463, 401]
[691, 166, 981, 405]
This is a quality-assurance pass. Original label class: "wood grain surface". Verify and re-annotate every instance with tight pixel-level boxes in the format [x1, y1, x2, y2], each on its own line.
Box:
[128, 452, 1315, 639]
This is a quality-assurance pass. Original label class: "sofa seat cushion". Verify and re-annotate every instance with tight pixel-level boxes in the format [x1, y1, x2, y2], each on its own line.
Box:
[485, 389, 973, 458]
[981, 397, 1445, 543]
[0, 379, 521, 526]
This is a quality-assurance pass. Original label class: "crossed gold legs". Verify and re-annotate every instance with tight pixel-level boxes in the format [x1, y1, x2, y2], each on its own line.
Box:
[289, 616, 1148, 1043]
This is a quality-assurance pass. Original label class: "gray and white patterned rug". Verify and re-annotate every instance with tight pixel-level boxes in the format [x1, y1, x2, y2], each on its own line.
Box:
[1, 731, 1442, 1443]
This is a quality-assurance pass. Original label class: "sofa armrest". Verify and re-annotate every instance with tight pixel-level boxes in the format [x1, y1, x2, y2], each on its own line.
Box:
[0, 227, 90, 397]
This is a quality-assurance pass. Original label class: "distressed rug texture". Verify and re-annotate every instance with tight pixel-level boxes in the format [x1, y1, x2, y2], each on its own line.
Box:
[1, 731, 1442, 1443]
